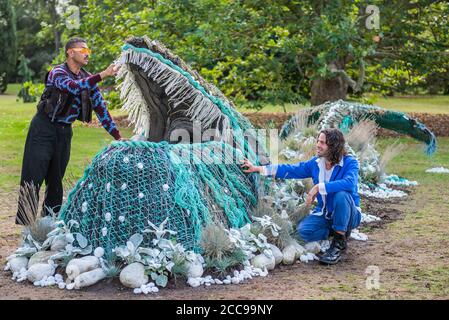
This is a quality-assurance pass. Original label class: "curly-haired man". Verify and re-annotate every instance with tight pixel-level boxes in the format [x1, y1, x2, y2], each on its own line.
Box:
[242, 128, 361, 265]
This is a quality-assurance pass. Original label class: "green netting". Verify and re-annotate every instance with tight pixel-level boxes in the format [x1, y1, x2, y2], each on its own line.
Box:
[59, 141, 257, 253]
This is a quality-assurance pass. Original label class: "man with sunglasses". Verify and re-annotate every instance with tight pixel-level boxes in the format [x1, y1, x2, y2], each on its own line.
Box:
[16, 37, 123, 225]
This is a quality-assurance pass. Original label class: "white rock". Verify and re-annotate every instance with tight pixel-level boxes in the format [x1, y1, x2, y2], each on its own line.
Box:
[119, 262, 149, 288]
[101, 227, 108, 236]
[215, 279, 223, 285]
[27, 263, 55, 282]
[231, 277, 240, 284]
[187, 277, 201, 288]
[205, 282, 211, 287]
[304, 242, 321, 254]
[162, 184, 169, 192]
[350, 229, 368, 241]
[299, 254, 309, 263]
[223, 279, 231, 285]
[133, 288, 142, 294]
[81, 201, 88, 212]
[8, 256, 29, 273]
[259, 268, 269, 277]
[66, 256, 100, 281]
[291, 241, 306, 258]
[74, 268, 107, 289]
[51, 237, 68, 251]
[137, 163, 144, 170]
[282, 245, 297, 265]
[251, 253, 276, 270]
[186, 260, 204, 278]
[105, 212, 112, 221]
[151, 287, 159, 293]
[118, 216, 125, 223]
[58, 282, 66, 289]
[66, 283, 75, 290]
[307, 252, 317, 260]
[269, 244, 283, 265]
[148, 282, 155, 287]
[28, 251, 57, 268]
[94, 247, 105, 258]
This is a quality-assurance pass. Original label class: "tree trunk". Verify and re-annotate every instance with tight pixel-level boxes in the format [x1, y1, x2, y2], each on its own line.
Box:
[310, 76, 348, 106]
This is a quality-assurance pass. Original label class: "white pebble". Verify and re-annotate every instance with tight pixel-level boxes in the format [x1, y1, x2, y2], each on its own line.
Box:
[94, 247, 105, 258]
[102, 227, 108, 236]
[81, 202, 88, 213]
[148, 282, 155, 287]
[231, 277, 240, 284]
[123, 156, 129, 163]
[104, 212, 112, 222]
[33, 281, 40, 286]
[151, 287, 159, 293]
[88, 183, 93, 189]
[121, 183, 127, 190]
[58, 282, 66, 289]
[137, 163, 144, 170]
[119, 216, 125, 223]
[215, 279, 223, 285]
[138, 192, 144, 199]
[162, 184, 169, 192]
[106, 183, 111, 192]
[223, 279, 231, 285]
[133, 288, 142, 294]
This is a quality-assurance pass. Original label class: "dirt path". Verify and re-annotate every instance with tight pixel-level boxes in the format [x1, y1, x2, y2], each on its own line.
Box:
[1, 182, 448, 300]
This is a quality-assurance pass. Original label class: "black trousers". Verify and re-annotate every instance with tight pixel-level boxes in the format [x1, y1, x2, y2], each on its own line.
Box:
[16, 111, 72, 225]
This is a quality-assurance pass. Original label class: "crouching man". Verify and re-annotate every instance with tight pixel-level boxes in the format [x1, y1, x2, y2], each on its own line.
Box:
[241, 128, 361, 265]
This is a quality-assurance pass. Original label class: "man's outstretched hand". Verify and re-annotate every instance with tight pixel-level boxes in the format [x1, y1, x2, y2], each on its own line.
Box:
[306, 184, 319, 207]
[241, 158, 262, 174]
[100, 63, 121, 80]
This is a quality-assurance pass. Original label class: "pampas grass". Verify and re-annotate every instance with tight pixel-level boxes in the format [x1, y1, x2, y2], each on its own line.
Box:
[200, 223, 234, 260]
[379, 140, 406, 177]
[200, 223, 246, 275]
[346, 120, 378, 153]
[18, 182, 55, 243]
[251, 201, 295, 250]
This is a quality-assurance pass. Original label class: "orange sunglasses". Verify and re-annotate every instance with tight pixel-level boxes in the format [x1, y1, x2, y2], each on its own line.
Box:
[70, 47, 92, 55]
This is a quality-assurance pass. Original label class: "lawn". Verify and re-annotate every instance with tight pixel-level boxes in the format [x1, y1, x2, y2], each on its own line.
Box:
[237, 94, 449, 114]
[1, 84, 448, 299]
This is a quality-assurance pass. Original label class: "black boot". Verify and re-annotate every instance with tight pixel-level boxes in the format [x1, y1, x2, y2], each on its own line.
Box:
[319, 233, 347, 265]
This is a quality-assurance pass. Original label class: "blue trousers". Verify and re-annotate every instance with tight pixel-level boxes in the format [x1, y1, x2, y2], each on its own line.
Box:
[298, 191, 361, 242]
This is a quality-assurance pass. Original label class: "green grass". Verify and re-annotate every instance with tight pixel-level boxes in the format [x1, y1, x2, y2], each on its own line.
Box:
[236, 94, 449, 114]
[0, 84, 133, 191]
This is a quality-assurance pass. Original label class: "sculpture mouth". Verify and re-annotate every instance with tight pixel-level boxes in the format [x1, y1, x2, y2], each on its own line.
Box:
[116, 36, 269, 165]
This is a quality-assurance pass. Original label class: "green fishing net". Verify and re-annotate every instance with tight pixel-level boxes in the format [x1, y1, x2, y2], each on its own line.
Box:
[59, 141, 257, 252]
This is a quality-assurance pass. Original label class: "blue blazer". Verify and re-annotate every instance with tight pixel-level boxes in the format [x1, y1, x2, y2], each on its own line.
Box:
[264, 155, 360, 215]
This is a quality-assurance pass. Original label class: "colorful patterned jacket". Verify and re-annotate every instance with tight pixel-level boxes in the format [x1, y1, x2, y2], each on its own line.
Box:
[45, 63, 121, 140]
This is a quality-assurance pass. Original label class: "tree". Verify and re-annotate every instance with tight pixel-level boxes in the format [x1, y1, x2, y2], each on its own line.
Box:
[0, 0, 17, 93]
[49, 0, 449, 106]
